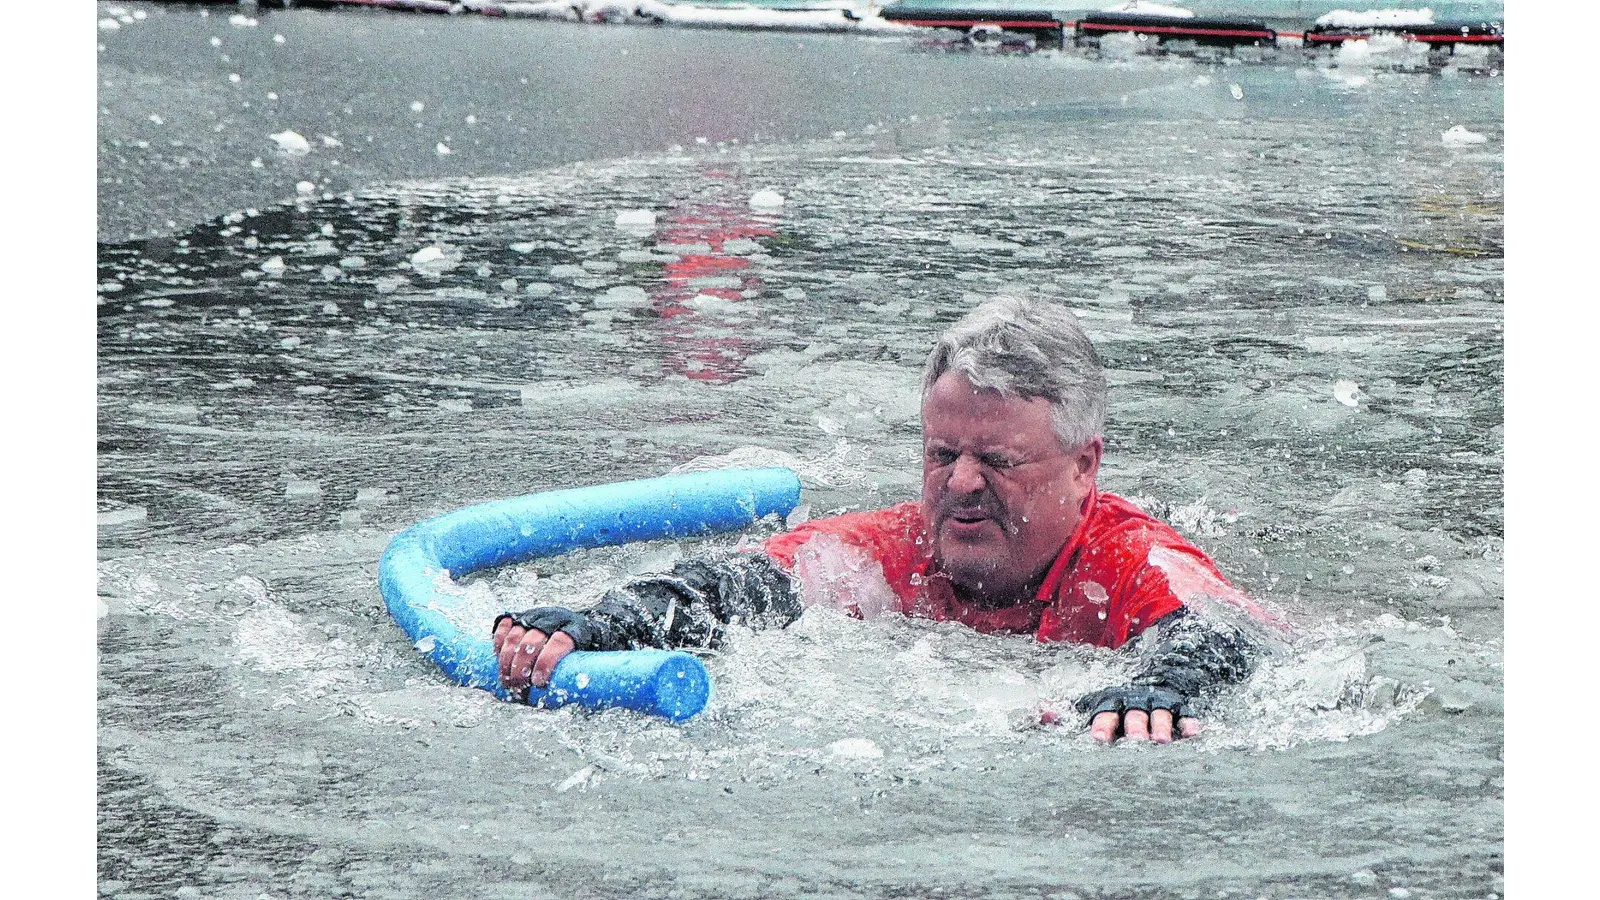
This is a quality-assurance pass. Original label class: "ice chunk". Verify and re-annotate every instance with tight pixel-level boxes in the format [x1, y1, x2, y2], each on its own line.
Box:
[99, 18, 120, 30]
[319, 134, 341, 147]
[595, 285, 650, 308]
[1100, 2, 1195, 18]
[269, 130, 310, 155]
[338, 256, 366, 269]
[260, 255, 286, 274]
[410, 101, 425, 113]
[1315, 8, 1435, 27]
[827, 738, 883, 760]
[414, 635, 437, 653]
[749, 189, 786, 210]
[437, 398, 473, 413]
[410, 245, 460, 275]
[1229, 84, 1244, 101]
[1334, 379, 1361, 407]
[284, 480, 323, 501]
[557, 765, 596, 793]
[97, 505, 148, 528]
[354, 487, 389, 508]
[295, 180, 315, 196]
[524, 282, 555, 297]
[614, 209, 657, 228]
[1441, 125, 1488, 146]
[229, 14, 258, 28]
[274, 34, 286, 44]
[435, 142, 452, 156]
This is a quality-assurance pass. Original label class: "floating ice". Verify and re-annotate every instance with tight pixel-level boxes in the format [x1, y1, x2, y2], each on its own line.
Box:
[557, 765, 596, 793]
[595, 285, 650, 308]
[749, 189, 786, 210]
[354, 487, 389, 508]
[1100, 1, 1195, 18]
[260, 256, 286, 274]
[319, 134, 342, 148]
[269, 130, 310, 155]
[827, 738, 884, 760]
[524, 282, 554, 297]
[99, 18, 120, 31]
[229, 73, 242, 84]
[98, 598, 110, 619]
[338, 256, 365, 269]
[437, 398, 473, 413]
[1441, 125, 1488, 146]
[414, 635, 437, 653]
[274, 33, 286, 44]
[410, 245, 460, 275]
[148, 114, 163, 125]
[509, 242, 537, 254]
[1229, 84, 1244, 101]
[1315, 8, 1435, 27]
[614, 209, 657, 228]
[284, 480, 323, 501]
[209, 36, 221, 47]
[1334, 379, 1361, 407]
[295, 180, 315, 196]
[436, 142, 452, 156]
[410, 101, 425, 113]
[97, 505, 148, 528]
[229, 15, 258, 28]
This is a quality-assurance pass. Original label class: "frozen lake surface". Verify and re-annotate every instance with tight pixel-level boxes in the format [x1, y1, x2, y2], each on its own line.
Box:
[98, 4, 1502, 898]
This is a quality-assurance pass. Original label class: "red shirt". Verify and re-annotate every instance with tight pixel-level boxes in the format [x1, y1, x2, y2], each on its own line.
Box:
[763, 489, 1254, 649]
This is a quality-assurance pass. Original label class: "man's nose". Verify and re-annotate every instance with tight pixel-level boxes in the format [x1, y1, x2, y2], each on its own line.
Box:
[947, 453, 987, 495]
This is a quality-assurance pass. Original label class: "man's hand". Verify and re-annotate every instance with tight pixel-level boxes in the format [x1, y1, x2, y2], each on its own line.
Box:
[1089, 708, 1203, 744]
[492, 615, 577, 698]
[1077, 684, 1202, 744]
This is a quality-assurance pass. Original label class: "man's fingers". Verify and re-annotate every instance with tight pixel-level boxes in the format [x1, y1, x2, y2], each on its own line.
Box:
[1090, 711, 1120, 743]
[1121, 709, 1151, 742]
[1149, 708, 1175, 744]
[530, 631, 576, 689]
[507, 630, 548, 693]
[497, 624, 527, 684]
[1178, 716, 1204, 738]
[492, 617, 516, 654]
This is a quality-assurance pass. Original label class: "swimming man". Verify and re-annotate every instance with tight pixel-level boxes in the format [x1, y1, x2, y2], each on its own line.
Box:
[493, 297, 1269, 743]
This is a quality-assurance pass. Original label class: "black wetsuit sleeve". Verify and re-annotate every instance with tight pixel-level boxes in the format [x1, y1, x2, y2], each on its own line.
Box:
[495, 552, 803, 652]
[1076, 606, 1260, 720]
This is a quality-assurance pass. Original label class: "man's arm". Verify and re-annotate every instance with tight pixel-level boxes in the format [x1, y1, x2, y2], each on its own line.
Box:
[1076, 606, 1261, 743]
[491, 552, 802, 697]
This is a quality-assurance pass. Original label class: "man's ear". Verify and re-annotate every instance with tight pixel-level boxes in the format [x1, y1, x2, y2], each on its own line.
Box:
[1075, 436, 1104, 481]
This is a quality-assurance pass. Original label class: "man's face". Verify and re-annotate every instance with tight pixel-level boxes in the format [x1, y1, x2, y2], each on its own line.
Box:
[920, 371, 1102, 605]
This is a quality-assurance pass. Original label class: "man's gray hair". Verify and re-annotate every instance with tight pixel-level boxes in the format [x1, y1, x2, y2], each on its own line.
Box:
[921, 297, 1107, 448]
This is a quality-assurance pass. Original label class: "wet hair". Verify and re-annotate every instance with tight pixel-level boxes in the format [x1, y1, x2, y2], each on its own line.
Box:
[921, 296, 1107, 448]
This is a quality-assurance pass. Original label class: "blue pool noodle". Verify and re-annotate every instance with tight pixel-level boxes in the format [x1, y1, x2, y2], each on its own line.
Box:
[378, 467, 803, 722]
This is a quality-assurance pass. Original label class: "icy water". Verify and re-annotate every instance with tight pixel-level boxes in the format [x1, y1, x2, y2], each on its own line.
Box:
[98, 8, 1502, 900]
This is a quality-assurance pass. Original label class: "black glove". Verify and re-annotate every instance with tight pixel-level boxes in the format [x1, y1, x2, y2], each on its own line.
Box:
[492, 607, 603, 651]
[1075, 684, 1196, 721]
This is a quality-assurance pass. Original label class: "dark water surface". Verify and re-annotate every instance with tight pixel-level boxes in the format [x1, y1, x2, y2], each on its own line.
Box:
[98, 4, 1502, 899]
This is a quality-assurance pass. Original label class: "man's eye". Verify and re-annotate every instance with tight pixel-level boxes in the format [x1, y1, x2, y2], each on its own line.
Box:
[927, 448, 958, 466]
[980, 454, 1019, 470]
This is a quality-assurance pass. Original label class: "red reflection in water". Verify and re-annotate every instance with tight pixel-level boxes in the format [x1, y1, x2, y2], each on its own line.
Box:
[649, 176, 777, 384]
